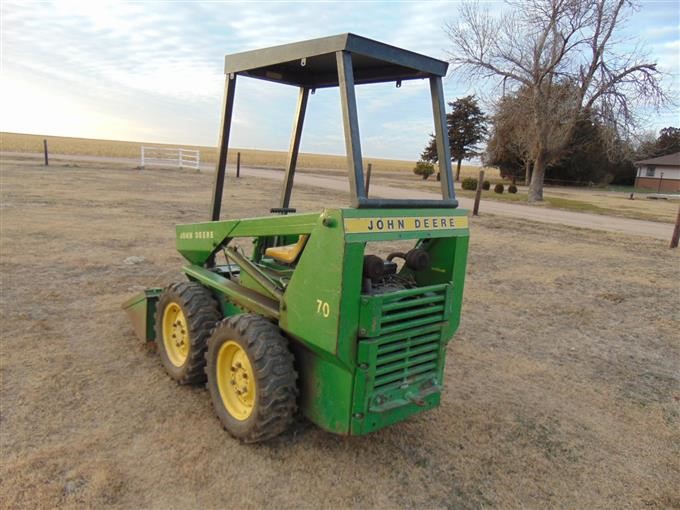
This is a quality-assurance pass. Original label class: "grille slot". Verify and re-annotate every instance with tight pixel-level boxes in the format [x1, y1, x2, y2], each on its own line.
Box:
[370, 285, 448, 391]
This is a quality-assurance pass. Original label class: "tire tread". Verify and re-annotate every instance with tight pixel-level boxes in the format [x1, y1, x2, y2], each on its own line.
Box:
[207, 314, 298, 442]
[155, 281, 221, 385]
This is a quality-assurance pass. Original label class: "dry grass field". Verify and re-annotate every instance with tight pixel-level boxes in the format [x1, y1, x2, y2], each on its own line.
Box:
[0, 131, 488, 179]
[4, 132, 676, 224]
[1, 157, 678, 509]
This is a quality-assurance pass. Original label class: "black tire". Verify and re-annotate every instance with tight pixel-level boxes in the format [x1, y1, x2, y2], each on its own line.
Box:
[206, 314, 298, 442]
[155, 282, 221, 385]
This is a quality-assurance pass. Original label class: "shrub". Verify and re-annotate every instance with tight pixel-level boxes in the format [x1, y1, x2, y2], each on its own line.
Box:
[413, 160, 435, 180]
[482, 180, 490, 190]
[461, 177, 478, 190]
[494, 183, 504, 194]
[508, 184, 518, 194]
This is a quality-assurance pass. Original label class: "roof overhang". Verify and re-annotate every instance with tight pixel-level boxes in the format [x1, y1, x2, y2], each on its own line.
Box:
[634, 152, 680, 167]
[224, 33, 448, 88]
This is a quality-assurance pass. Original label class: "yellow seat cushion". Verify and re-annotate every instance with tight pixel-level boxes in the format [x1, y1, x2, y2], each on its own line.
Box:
[265, 235, 309, 264]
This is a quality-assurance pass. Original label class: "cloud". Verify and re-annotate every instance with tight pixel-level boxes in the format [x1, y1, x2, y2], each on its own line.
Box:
[1, 0, 677, 159]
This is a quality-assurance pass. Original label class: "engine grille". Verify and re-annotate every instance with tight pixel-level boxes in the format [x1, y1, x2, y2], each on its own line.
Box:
[362, 284, 448, 392]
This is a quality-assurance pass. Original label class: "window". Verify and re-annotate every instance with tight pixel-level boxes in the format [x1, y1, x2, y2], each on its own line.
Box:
[645, 165, 656, 177]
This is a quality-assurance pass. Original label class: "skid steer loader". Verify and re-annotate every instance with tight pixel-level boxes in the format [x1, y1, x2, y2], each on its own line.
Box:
[123, 34, 469, 442]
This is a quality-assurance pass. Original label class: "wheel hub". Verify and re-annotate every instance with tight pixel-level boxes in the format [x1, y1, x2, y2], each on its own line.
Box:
[216, 341, 255, 420]
[162, 303, 190, 367]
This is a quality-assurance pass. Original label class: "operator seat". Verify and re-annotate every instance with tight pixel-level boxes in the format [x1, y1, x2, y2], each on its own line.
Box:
[265, 235, 309, 264]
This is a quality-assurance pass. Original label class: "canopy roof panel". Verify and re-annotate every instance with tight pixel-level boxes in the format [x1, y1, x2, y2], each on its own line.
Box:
[224, 33, 448, 88]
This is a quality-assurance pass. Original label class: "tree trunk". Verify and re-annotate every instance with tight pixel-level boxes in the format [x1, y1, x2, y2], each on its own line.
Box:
[524, 159, 532, 185]
[528, 152, 546, 202]
[455, 159, 462, 182]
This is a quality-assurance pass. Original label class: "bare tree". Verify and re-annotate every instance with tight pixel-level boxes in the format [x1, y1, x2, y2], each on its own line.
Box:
[446, 0, 669, 201]
[485, 88, 536, 183]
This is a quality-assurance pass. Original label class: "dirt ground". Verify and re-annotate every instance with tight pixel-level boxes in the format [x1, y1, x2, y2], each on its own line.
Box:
[1, 158, 678, 509]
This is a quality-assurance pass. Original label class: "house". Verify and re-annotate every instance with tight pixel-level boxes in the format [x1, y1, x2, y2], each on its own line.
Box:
[634, 152, 680, 192]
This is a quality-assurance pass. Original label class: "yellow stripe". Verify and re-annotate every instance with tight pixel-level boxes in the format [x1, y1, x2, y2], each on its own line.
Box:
[344, 215, 469, 233]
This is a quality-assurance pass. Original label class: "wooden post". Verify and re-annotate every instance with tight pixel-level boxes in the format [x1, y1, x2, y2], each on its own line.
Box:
[236, 151, 241, 178]
[473, 169, 484, 216]
[365, 163, 372, 195]
[670, 205, 680, 249]
[43, 139, 48, 166]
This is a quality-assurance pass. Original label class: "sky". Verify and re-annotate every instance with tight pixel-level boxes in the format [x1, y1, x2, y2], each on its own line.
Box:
[1, 0, 678, 161]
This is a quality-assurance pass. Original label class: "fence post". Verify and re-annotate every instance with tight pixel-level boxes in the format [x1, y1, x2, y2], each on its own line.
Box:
[365, 163, 372, 194]
[473, 169, 484, 216]
[43, 139, 49, 166]
[236, 152, 241, 178]
[671, 205, 680, 249]
[141, 147, 145, 169]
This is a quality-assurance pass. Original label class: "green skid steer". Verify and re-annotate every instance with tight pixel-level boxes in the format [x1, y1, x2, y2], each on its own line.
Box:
[123, 34, 469, 442]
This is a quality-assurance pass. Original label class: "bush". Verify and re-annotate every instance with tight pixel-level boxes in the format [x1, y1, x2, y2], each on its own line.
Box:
[413, 160, 435, 180]
[482, 180, 491, 190]
[461, 177, 478, 190]
[508, 184, 518, 194]
[494, 183, 504, 194]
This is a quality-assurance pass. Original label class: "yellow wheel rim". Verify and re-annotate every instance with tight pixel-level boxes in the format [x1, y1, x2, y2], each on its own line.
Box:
[162, 303, 190, 367]
[216, 341, 256, 421]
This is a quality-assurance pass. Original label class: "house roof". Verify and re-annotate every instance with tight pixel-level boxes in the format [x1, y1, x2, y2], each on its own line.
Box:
[223, 33, 448, 88]
[634, 152, 680, 167]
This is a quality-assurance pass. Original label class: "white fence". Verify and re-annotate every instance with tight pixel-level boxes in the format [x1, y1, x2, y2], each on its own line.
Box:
[140, 146, 200, 170]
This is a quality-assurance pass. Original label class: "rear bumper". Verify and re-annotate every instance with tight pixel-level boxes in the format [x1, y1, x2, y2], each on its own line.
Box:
[350, 379, 442, 435]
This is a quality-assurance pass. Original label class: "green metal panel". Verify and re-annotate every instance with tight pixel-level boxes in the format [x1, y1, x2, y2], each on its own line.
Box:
[290, 342, 354, 435]
[176, 219, 238, 265]
[279, 210, 345, 356]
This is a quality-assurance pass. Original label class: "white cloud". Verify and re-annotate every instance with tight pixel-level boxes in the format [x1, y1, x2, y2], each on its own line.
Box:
[1, 0, 677, 159]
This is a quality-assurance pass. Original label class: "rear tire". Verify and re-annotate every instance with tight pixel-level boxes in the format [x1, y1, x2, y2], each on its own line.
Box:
[155, 282, 221, 385]
[206, 314, 298, 442]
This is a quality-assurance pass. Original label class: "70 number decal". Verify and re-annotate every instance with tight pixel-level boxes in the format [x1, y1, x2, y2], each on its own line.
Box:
[316, 299, 330, 318]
